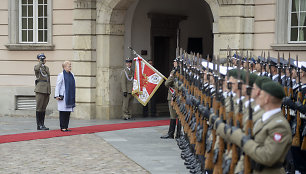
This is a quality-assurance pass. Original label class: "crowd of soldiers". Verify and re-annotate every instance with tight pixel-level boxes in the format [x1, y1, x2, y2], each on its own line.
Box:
[167, 49, 306, 174]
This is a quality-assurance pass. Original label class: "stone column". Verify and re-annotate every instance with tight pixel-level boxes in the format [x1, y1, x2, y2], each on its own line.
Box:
[73, 0, 97, 119]
[215, 0, 254, 56]
[95, 0, 130, 119]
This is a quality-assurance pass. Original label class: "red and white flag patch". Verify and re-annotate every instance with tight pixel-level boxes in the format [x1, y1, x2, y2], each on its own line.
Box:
[273, 133, 282, 142]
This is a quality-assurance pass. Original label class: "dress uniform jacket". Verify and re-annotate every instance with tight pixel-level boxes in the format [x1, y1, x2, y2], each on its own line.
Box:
[34, 62, 51, 94]
[231, 110, 292, 174]
[165, 70, 176, 101]
[165, 70, 177, 119]
[121, 67, 134, 93]
[121, 67, 134, 119]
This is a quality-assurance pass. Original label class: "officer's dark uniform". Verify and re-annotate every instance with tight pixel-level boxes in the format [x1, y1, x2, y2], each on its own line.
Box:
[34, 53, 51, 130]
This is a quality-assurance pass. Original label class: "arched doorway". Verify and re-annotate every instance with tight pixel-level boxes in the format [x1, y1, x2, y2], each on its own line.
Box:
[95, 0, 216, 119]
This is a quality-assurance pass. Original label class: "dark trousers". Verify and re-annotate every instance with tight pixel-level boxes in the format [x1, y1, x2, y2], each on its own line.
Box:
[35, 93, 50, 112]
[59, 111, 71, 129]
[143, 96, 156, 117]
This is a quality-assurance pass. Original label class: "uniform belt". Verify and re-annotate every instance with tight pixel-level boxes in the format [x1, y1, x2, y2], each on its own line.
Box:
[251, 160, 283, 171]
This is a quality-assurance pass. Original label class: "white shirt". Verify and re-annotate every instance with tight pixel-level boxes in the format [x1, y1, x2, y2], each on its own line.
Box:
[254, 105, 261, 112]
[244, 98, 254, 108]
[236, 96, 245, 105]
[262, 108, 281, 122]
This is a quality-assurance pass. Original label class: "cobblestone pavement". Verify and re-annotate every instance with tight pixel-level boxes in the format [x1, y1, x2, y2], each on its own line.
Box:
[0, 134, 149, 174]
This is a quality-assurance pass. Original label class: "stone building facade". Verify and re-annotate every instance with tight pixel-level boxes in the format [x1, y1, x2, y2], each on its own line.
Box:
[0, 0, 305, 120]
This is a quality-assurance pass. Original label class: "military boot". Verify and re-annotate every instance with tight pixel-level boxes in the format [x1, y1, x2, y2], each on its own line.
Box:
[175, 120, 182, 139]
[160, 119, 176, 139]
[36, 111, 42, 130]
[39, 111, 49, 130]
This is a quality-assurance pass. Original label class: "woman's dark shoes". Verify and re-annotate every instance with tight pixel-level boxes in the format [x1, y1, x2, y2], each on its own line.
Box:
[61, 129, 70, 132]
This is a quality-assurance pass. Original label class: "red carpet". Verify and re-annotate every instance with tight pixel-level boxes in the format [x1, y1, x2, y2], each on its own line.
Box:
[0, 120, 169, 144]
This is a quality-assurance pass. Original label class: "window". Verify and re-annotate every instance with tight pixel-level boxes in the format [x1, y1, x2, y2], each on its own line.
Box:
[6, 0, 53, 50]
[20, 0, 48, 43]
[289, 0, 306, 43]
[272, 0, 306, 50]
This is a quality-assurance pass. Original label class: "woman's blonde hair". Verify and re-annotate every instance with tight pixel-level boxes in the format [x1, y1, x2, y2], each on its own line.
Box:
[62, 61, 71, 69]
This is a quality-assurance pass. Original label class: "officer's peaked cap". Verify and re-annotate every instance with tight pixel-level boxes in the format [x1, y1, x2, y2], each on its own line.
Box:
[37, 53, 46, 59]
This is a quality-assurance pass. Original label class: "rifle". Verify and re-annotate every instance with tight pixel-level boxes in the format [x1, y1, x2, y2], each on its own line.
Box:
[287, 54, 293, 122]
[292, 55, 301, 147]
[213, 56, 226, 174]
[260, 51, 263, 76]
[195, 66, 209, 165]
[205, 56, 218, 170]
[282, 53, 288, 116]
[278, 52, 282, 84]
[263, 52, 267, 76]
[302, 123, 306, 150]
[230, 52, 243, 174]
[244, 56, 253, 174]
[268, 52, 272, 79]
[301, 57, 306, 150]
[206, 55, 212, 109]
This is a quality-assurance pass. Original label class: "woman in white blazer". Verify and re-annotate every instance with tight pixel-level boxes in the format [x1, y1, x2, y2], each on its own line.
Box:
[55, 61, 76, 132]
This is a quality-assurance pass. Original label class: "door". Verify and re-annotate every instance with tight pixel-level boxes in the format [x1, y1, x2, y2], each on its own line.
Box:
[153, 36, 171, 104]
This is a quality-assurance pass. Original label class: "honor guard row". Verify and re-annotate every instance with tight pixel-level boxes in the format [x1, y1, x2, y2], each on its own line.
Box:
[168, 50, 306, 174]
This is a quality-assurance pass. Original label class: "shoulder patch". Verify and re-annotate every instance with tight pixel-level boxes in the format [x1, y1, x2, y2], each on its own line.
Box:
[273, 133, 282, 142]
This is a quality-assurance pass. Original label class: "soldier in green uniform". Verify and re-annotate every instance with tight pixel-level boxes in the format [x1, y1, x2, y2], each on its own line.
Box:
[34, 53, 51, 130]
[213, 81, 292, 174]
[161, 58, 178, 139]
[121, 58, 134, 120]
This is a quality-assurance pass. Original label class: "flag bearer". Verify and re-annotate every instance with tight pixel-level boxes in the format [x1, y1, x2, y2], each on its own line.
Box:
[161, 58, 179, 139]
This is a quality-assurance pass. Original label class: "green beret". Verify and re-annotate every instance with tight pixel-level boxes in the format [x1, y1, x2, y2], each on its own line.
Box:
[228, 69, 238, 79]
[240, 70, 246, 81]
[241, 71, 257, 86]
[249, 73, 258, 86]
[231, 69, 244, 80]
[261, 81, 285, 99]
[254, 76, 271, 89]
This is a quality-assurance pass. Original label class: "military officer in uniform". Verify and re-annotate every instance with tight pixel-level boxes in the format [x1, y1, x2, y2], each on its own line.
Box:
[121, 58, 134, 120]
[213, 81, 292, 174]
[161, 58, 179, 139]
[34, 53, 51, 130]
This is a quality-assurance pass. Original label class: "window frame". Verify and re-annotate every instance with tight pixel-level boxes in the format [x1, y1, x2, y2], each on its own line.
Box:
[271, 0, 306, 51]
[19, 0, 48, 44]
[6, 0, 54, 51]
[288, 0, 306, 43]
